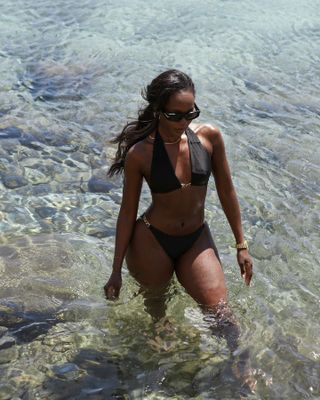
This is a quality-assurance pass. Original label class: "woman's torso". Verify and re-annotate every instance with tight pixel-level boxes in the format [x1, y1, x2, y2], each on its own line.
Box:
[133, 124, 213, 235]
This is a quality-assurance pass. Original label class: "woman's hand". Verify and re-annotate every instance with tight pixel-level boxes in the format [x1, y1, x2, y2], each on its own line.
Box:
[104, 271, 122, 300]
[237, 250, 253, 286]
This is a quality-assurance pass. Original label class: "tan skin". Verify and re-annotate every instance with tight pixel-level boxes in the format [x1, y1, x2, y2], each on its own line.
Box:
[104, 90, 253, 314]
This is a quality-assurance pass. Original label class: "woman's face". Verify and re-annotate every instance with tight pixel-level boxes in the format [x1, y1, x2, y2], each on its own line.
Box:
[158, 90, 195, 135]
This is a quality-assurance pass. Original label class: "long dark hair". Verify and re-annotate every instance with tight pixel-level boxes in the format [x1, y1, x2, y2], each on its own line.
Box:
[108, 69, 195, 176]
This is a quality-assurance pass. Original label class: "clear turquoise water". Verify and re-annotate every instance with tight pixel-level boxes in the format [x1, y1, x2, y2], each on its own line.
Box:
[0, 0, 319, 398]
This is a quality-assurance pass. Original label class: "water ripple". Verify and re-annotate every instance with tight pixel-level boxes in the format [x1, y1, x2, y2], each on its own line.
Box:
[0, 0, 320, 398]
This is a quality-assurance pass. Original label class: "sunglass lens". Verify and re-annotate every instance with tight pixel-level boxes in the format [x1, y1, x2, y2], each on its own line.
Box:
[185, 111, 200, 120]
[163, 107, 200, 121]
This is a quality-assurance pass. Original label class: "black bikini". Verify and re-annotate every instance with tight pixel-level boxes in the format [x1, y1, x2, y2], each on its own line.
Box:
[150, 126, 211, 193]
[141, 127, 211, 261]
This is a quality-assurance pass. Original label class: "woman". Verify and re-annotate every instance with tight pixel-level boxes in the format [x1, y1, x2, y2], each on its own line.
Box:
[104, 69, 253, 329]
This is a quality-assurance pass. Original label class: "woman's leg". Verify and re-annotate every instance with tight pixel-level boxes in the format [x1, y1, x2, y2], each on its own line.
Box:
[174, 223, 240, 352]
[175, 224, 256, 392]
[174, 223, 227, 308]
[126, 218, 174, 321]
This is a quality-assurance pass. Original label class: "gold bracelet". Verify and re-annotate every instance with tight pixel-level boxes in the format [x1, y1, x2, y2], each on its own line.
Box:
[235, 240, 248, 250]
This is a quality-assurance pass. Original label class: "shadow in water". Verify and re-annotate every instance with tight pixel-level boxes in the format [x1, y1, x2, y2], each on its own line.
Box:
[0, 302, 60, 344]
[37, 320, 258, 400]
[42, 348, 130, 400]
[0, 299, 257, 399]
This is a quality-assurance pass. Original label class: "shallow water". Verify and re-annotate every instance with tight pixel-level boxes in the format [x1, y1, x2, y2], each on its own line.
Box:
[0, 0, 319, 398]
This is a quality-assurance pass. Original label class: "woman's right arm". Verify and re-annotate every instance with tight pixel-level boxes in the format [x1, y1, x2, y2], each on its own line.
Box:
[104, 147, 143, 299]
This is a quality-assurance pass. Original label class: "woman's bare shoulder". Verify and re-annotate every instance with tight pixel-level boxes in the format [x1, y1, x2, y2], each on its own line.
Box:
[189, 123, 223, 145]
[127, 137, 149, 154]
[125, 137, 152, 168]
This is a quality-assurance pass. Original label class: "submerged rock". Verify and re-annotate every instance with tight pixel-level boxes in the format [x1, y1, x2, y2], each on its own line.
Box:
[87, 177, 113, 193]
[59, 145, 79, 153]
[0, 382, 17, 399]
[0, 127, 22, 140]
[2, 175, 28, 189]
[19, 61, 92, 103]
[0, 233, 110, 339]
[0, 327, 8, 338]
[18, 132, 41, 148]
[0, 336, 15, 351]
[0, 346, 18, 365]
[31, 183, 52, 196]
[24, 168, 51, 185]
[34, 207, 57, 219]
[52, 363, 80, 379]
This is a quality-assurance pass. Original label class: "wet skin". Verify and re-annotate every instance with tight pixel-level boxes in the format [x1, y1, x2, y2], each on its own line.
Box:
[104, 90, 254, 389]
[105, 90, 253, 311]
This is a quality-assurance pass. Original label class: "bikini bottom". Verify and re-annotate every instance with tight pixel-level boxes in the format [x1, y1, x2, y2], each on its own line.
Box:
[141, 214, 204, 262]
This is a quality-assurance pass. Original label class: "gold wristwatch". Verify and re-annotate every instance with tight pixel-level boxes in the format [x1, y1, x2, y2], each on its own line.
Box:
[235, 240, 249, 250]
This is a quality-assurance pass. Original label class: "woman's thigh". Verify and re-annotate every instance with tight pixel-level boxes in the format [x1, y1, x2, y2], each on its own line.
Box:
[126, 219, 174, 289]
[174, 223, 228, 308]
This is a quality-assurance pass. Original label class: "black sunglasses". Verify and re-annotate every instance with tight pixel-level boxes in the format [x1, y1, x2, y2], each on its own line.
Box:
[161, 103, 200, 121]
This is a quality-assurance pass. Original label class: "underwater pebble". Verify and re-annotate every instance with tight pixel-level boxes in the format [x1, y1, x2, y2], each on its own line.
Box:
[18, 157, 43, 168]
[18, 132, 39, 145]
[24, 168, 51, 185]
[0, 163, 24, 176]
[2, 175, 28, 189]
[0, 346, 18, 364]
[88, 166, 109, 180]
[64, 158, 89, 170]
[0, 139, 20, 154]
[0, 107, 12, 118]
[0, 158, 9, 172]
[0, 245, 18, 258]
[34, 207, 57, 218]
[20, 139, 45, 151]
[36, 131, 69, 147]
[13, 322, 52, 343]
[0, 327, 8, 338]
[52, 363, 80, 379]
[51, 161, 67, 175]
[0, 383, 17, 400]
[89, 157, 105, 169]
[50, 150, 67, 163]
[14, 183, 52, 197]
[90, 146, 102, 156]
[70, 152, 89, 164]
[6, 208, 36, 225]
[0, 159, 11, 173]
[16, 147, 40, 161]
[64, 159, 78, 168]
[59, 144, 78, 153]
[10, 369, 44, 388]
[0, 336, 15, 351]
[34, 184, 53, 196]
[88, 177, 113, 193]
[0, 127, 22, 139]
[84, 225, 114, 238]
[52, 342, 73, 354]
[54, 168, 89, 184]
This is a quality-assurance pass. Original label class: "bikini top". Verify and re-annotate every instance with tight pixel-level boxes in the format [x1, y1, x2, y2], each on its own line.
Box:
[149, 127, 211, 194]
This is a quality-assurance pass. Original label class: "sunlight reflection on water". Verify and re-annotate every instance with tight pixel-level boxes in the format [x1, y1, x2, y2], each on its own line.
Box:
[0, 0, 319, 398]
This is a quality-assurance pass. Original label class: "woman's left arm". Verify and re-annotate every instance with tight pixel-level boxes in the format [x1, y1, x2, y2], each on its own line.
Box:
[207, 125, 253, 286]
